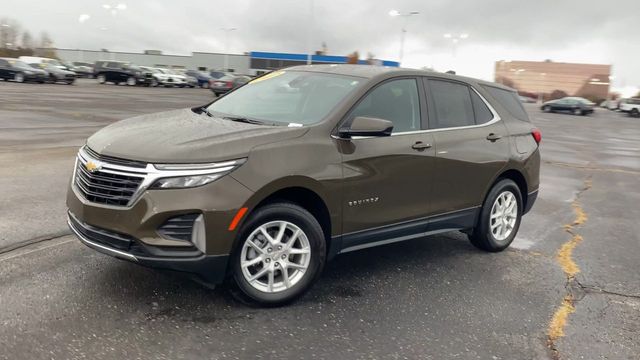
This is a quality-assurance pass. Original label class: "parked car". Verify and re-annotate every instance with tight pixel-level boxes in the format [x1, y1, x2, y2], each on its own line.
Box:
[0, 57, 47, 83]
[541, 97, 595, 115]
[66, 65, 540, 306]
[519, 95, 537, 103]
[156, 68, 189, 88]
[619, 98, 640, 117]
[18, 56, 64, 68]
[184, 70, 212, 88]
[94, 60, 153, 86]
[210, 75, 251, 96]
[68, 61, 94, 78]
[31, 63, 77, 84]
[209, 70, 233, 79]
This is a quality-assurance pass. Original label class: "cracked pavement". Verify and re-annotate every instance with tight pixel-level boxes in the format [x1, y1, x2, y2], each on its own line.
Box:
[0, 80, 638, 359]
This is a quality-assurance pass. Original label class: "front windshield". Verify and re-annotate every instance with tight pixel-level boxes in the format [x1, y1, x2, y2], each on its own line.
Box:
[206, 70, 363, 125]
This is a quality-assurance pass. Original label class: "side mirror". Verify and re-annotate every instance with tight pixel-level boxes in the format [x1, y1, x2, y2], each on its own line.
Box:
[338, 116, 393, 138]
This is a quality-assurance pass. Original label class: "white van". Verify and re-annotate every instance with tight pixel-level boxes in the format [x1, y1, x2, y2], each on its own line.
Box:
[18, 56, 64, 69]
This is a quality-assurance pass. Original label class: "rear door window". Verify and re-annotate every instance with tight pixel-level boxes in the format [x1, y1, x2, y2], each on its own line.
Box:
[471, 90, 494, 124]
[482, 85, 530, 122]
[428, 79, 475, 129]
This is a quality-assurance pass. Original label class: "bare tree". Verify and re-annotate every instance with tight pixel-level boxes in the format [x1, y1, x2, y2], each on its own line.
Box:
[21, 30, 33, 49]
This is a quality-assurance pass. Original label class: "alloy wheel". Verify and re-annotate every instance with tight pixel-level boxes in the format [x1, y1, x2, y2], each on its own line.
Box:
[240, 221, 311, 293]
[490, 191, 518, 241]
[15, 73, 24, 83]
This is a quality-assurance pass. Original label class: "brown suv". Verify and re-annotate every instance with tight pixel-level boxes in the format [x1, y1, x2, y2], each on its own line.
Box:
[67, 65, 540, 305]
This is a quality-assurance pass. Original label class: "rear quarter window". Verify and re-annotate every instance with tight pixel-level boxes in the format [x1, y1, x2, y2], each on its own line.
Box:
[482, 85, 530, 122]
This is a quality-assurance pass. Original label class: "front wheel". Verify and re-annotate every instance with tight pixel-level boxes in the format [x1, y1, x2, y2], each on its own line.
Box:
[469, 179, 522, 252]
[573, 108, 583, 116]
[14, 73, 24, 83]
[630, 108, 639, 118]
[126, 76, 136, 86]
[231, 203, 326, 306]
[542, 105, 551, 112]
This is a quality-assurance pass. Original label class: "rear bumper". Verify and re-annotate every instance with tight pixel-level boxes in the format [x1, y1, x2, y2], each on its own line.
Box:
[68, 211, 229, 284]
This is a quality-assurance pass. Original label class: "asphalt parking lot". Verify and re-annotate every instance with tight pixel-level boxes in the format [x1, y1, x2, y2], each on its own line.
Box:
[1, 79, 638, 359]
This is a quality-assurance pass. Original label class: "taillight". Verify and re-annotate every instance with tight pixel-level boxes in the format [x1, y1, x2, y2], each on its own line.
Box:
[226, 81, 233, 87]
[531, 129, 542, 144]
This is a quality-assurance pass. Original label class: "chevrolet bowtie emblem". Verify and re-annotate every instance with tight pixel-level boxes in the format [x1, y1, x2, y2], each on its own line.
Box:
[85, 160, 101, 173]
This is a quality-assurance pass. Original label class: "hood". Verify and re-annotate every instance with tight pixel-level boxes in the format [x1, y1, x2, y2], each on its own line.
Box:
[86, 108, 308, 163]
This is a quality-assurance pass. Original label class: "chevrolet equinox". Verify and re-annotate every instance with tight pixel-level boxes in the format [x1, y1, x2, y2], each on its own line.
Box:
[67, 65, 540, 305]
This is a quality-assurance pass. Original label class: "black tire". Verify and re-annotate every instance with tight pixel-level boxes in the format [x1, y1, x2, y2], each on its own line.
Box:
[14, 72, 25, 83]
[631, 109, 639, 118]
[573, 108, 583, 116]
[230, 202, 326, 306]
[96, 74, 106, 84]
[469, 179, 523, 252]
[542, 105, 551, 112]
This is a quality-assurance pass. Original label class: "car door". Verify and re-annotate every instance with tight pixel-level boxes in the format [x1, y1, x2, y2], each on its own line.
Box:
[338, 77, 436, 249]
[423, 78, 509, 225]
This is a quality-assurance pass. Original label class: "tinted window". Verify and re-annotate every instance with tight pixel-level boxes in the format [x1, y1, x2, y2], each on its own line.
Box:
[106, 62, 121, 68]
[351, 79, 421, 133]
[471, 90, 493, 124]
[429, 80, 474, 129]
[483, 85, 529, 122]
[0, 59, 8, 66]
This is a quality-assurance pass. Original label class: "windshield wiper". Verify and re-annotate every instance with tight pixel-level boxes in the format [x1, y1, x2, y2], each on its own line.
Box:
[200, 107, 213, 117]
[223, 116, 269, 125]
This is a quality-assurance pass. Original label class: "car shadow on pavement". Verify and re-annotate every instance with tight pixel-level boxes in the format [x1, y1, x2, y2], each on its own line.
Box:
[84, 230, 483, 310]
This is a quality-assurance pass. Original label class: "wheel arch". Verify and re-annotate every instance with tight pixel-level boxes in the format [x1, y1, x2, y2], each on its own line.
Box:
[233, 176, 337, 259]
[490, 168, 529, 210]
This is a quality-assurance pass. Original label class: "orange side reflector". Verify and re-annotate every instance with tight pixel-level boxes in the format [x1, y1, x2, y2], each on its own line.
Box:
[228, 207, 248, 231]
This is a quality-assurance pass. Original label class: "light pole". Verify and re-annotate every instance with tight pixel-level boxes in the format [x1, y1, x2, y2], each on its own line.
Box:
[389, 10, 419, 66]
[538, 72, 546, 103]
[221, 27, 237, 71]
[307, 0, 314, 65]
[443, 33, 469, 58]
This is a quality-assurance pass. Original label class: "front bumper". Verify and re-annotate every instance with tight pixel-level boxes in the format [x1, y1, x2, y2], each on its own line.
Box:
[66, 157, 254, 283]
[68, 212, 229, 283]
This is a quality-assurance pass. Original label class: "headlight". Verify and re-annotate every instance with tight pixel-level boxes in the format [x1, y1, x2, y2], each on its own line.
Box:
[150, 159, 245, 189]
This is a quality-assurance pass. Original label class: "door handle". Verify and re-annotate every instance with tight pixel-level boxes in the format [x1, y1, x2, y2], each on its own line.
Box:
[486, 133, 502, 142]
[411, 141, 432, 150]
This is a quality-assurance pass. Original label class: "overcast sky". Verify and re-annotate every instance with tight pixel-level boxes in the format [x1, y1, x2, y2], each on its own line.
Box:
[4, 0, 639, 90]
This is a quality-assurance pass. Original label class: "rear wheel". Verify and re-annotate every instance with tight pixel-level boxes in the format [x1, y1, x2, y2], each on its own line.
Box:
[126, 76, 136, 86]
[630, 108, 639, 118]
[573, 108, 583, 116]
[231, 203, 326, 306]
[97, 74, 106, 84]
[14, 73, 24, 83]
[469, 179, 522, 252]
[542, 105, 551, 112]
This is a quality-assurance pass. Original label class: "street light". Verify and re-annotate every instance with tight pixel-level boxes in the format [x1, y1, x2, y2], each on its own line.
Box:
[443, 33, 469, 57]
[103, 3, 127, 16]
[389, 9, 419, 65]
[221, 27, 237, 71]
[538, 72, 546, 103]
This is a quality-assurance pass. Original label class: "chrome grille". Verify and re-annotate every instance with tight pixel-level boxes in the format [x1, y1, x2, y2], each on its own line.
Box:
[74, 148, 147, 207]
